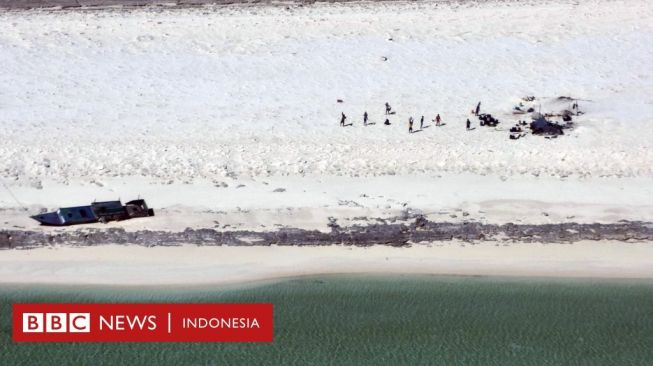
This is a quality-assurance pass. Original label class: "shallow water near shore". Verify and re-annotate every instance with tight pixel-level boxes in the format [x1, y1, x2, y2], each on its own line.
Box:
[1, 274, 652, 365]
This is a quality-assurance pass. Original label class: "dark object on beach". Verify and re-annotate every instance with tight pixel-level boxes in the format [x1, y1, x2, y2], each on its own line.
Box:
[571, 101, 580, 113]
[475, 101, 481, 115]
[510, 126, 523, 133]
[31, 199, 154, 226]
[385, 102, 392, 115]
[571, 102, 584, 116]
[337, 99, 343, 103]
[530, 115, 564, 136]
[364, 111, 368, 126]
[384, 118, 391, 125]
[512, 105, 530, 115]
[466, 118, 471, 130]
[340, 112, 346, 126]
[478, 113, 499, 127]
[562, 113, 573, 122]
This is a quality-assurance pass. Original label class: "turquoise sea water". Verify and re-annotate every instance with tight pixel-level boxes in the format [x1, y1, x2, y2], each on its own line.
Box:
[1, 275, 652, 365]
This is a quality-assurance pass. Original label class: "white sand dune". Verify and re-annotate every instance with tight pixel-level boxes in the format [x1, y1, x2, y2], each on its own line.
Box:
[0, 0, 652, 187]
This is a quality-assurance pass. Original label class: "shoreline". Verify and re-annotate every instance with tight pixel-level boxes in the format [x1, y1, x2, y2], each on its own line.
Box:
[3, 272, 653, 293]
[1, 241, 653, 285]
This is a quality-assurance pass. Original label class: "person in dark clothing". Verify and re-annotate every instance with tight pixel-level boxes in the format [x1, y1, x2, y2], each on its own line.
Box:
[384, 118, 391, 125]
[572, 102, 580, 115]
[466, 118, 471, 130]
[420, 116, 424, 130]
[475, 101, 481, 115]
[385, 102, 392, 115]
[435, 114, 441, 126]
[340, 112, 346, 127]
[363, 112, 368, 126]
[408, 117, 414, 133]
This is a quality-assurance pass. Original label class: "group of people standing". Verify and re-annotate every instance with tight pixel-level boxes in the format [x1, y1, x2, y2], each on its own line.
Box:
[407, 114, 442, 133]
[341, 102, 397, 127]
[340, 101, 482, 133]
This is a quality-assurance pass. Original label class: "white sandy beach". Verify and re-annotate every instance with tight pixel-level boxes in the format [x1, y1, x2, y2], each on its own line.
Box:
[1, 242, 653, 285]
[1, 0, 652, 184]
[1, 0, 652, 233]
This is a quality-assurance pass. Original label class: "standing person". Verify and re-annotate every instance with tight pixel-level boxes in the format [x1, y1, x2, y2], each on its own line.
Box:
[435, 114, 441, 126]
[466, 118, 471, 130]
[363, 111, 368, 126]
[385, 102, 392, 115]
[572, 101, 580, 115]
[420, 115, 424, 130]
[408, 117, 414, 133]
[340, 112, 346, 127]
[475, 102, 481, 116]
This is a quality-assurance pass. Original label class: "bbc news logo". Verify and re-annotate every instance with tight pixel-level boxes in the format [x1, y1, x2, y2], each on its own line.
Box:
[23, 313, 91, 333]
[13, 304, 273, 342]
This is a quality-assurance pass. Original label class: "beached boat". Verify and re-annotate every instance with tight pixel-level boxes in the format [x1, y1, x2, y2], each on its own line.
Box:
[31, 199, 154, 226]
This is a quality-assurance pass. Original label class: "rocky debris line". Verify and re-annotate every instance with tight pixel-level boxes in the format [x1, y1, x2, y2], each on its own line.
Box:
[0, 0, 248, 10]
[0, 0, 363, 10]
[1, 219, 652, 249]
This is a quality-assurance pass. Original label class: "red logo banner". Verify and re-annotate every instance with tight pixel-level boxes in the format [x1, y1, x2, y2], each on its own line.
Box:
[13, 303, 273, 342]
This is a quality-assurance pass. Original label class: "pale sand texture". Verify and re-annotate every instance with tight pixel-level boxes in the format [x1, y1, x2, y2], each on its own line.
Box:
[1, 241, 652, 285]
